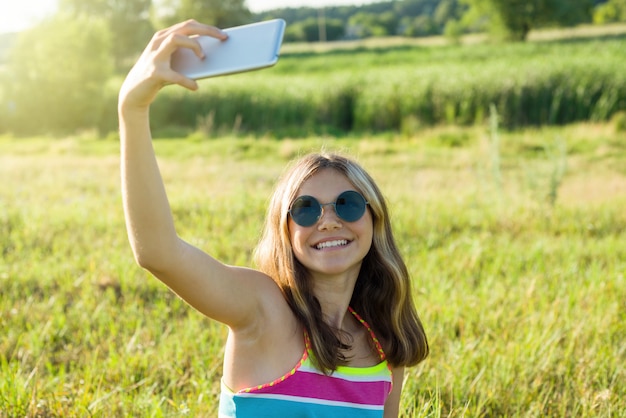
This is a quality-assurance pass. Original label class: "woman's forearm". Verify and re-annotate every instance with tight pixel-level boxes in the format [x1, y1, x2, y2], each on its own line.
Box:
[119, 106, 180, 271]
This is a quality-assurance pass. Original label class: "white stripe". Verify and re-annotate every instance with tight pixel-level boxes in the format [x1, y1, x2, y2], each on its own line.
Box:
[235, 392, 384, 410]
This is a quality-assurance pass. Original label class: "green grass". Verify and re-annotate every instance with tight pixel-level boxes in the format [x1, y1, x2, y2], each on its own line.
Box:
[1, 122, 625, 416]
[139, 32, 626, 139]
[4, 26, 626, 137]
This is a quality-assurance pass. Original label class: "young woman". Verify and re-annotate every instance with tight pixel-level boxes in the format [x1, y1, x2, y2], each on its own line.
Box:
[119, 19, 428, 418]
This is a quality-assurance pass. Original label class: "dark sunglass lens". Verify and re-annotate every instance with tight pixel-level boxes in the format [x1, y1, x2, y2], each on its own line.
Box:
[290, 196, 321, 226]
[335, 191, 366, 222]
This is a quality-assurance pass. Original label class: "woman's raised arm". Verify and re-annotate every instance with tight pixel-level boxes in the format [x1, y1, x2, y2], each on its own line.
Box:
[118, 20, 282, 330]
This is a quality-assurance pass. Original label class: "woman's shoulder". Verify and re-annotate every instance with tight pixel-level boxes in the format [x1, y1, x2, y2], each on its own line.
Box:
[222, 277, 303, 392]
[227, 266, 297, 332]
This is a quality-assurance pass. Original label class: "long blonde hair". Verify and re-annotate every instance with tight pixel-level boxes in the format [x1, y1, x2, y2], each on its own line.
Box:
[254, 152, 428, 373]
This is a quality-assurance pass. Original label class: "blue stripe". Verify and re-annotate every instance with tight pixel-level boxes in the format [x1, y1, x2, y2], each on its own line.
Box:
[219, 392, 383, 418]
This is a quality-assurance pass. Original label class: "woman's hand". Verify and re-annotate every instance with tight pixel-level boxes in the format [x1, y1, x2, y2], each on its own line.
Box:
[118, 19, 227, 113]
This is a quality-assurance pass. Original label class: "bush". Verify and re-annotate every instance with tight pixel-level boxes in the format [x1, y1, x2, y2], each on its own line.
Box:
[612, 110, 626, 132]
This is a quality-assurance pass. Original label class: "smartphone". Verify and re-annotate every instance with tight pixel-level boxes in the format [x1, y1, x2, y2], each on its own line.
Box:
[171, 19, 286, 80]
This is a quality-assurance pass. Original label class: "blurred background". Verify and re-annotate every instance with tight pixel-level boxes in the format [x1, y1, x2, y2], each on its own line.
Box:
[1, 0, 624, 139]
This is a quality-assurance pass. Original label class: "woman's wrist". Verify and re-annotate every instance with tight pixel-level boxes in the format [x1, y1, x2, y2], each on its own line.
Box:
[118, 99, 150, 120]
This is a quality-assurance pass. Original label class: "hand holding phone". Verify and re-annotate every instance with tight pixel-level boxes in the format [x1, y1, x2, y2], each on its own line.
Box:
[171, 19, 286, 80]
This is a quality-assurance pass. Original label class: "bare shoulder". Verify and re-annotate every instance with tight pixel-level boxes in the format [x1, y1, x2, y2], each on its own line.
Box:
[229, 265, 297, 334]
[206, 263, 292, 331]
[221, 269, 303, 391]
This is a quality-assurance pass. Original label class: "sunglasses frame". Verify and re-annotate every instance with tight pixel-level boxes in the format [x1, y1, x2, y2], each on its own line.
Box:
[288, 190, 369, 227]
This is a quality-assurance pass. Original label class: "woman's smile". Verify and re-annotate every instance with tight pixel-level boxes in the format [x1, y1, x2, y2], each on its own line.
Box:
[314, 238, 350, 250]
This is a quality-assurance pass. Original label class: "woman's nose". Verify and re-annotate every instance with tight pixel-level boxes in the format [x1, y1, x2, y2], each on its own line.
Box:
[317, 203, 341, 229]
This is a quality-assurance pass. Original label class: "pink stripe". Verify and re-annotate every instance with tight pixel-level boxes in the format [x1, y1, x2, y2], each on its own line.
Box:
[251, 369, 391, 406]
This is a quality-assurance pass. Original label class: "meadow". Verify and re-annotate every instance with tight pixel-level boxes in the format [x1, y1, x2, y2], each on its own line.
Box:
[5, 23, 623, 138]
[140, 28, 626, 140]
[2, 23, 626, 418]
[1, 117, 625, 416]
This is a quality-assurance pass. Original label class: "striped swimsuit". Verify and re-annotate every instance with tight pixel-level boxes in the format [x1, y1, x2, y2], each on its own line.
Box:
[218, 308, 393, 417]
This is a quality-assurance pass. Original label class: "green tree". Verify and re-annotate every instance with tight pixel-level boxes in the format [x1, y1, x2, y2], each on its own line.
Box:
[393, 0, 441, 17]
[347, 12, 393, 38]
[594, 0, 626, 23]
[444, 18, 464, 43]
[434, 0, 467, 29]
[399, 14, 439, 36]
[59, 0, 154, 70]
[156, 0, 251, 28]
[4, 15, 113, 135]
[461, 0, 595, 41]
[284, 18, 344, 42]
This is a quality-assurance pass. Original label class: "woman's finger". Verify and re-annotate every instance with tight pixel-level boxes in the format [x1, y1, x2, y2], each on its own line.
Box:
[165, 19, 228, 39]
[152, 19, 227, 53]
[157, 32, 207, 60]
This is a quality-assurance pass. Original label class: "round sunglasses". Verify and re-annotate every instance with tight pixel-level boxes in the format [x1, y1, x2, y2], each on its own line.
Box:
[288, 190, 369, 227]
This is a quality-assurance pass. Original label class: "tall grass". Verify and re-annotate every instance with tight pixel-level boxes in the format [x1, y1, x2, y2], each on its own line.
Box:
[138, 35, 626, 138]
[3, 29, 625, 137]
[1, 122, 625, 416]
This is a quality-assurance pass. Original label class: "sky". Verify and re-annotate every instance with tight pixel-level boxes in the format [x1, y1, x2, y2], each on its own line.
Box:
[0, 0, 58, 34]
[0, 0, 379, 34]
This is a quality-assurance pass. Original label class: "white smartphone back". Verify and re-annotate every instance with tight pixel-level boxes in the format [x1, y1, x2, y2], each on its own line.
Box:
[171, 19, 286, 80]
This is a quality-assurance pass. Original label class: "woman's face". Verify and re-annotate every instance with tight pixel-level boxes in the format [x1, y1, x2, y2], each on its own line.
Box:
[288, 168, 373, 280]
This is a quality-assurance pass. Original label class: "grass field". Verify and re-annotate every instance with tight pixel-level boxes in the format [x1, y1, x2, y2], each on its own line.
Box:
[140, 29, 626, 140]
[1, 120, 625, 416]
[4, 24, 626, 137]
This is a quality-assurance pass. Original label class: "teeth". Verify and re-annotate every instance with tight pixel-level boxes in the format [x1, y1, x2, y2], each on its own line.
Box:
[316, 240, 348, 250]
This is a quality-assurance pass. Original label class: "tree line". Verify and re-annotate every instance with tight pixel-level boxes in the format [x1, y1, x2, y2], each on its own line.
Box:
[276, 0, 626, 42]
[0, 0, 625, 136]
[2, 0, 624, 67]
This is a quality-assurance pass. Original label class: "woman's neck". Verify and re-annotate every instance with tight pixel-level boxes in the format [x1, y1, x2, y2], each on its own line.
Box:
[311, 273, 358, 330]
